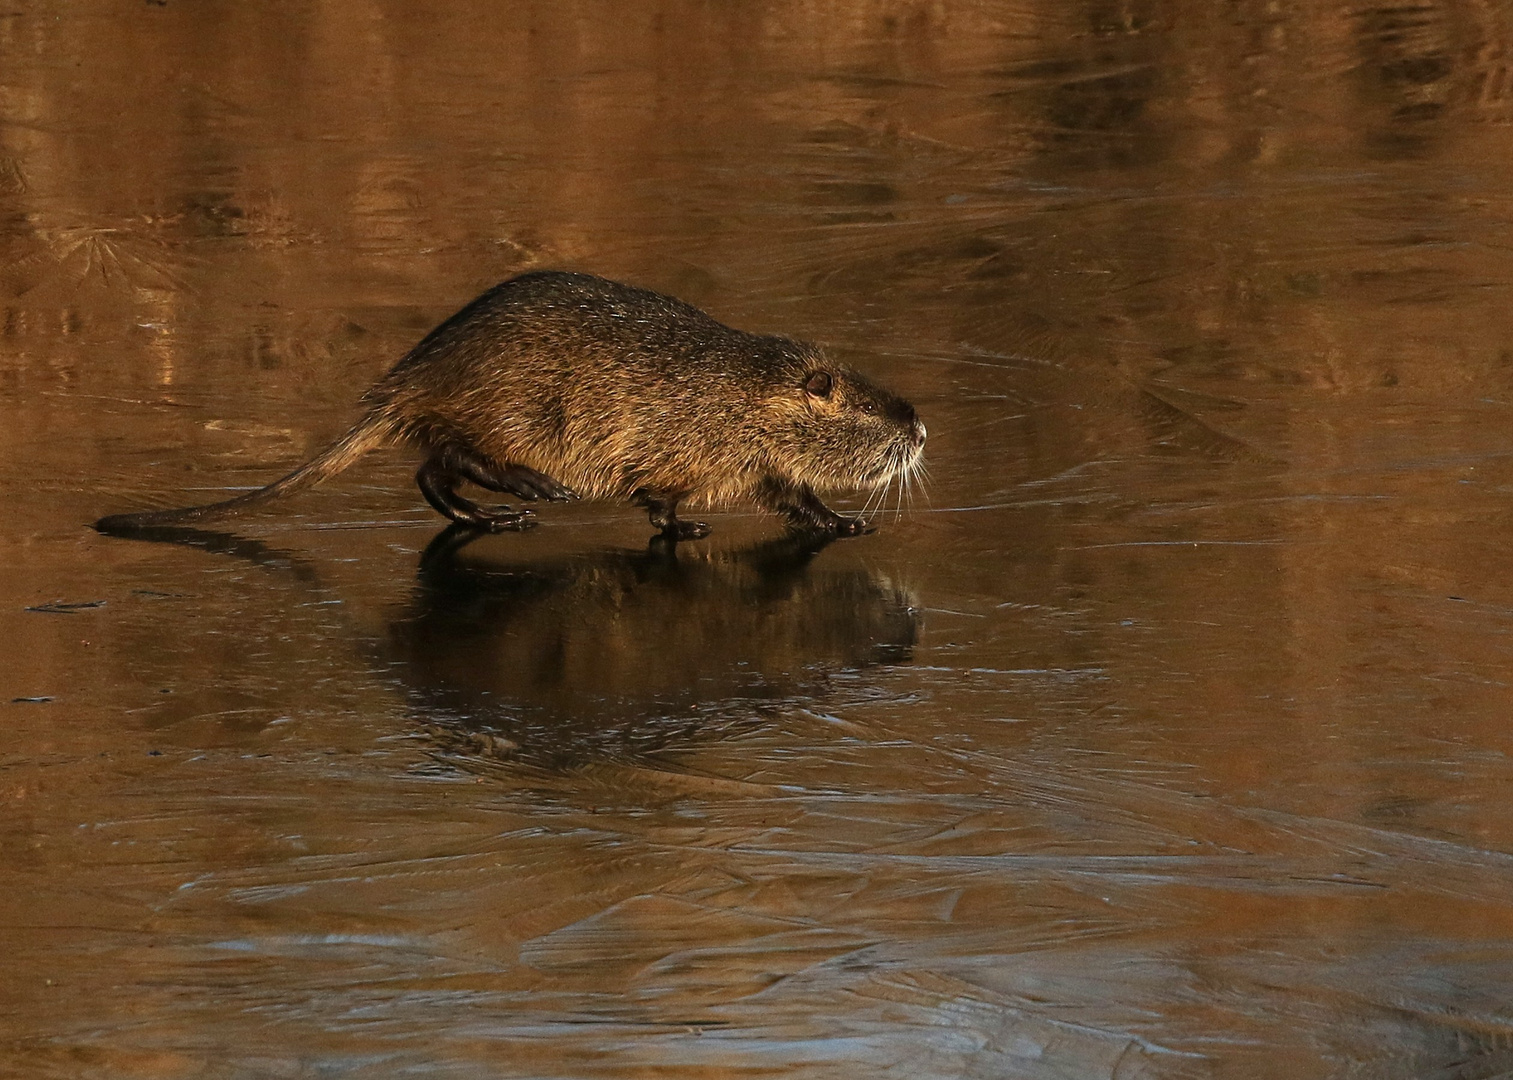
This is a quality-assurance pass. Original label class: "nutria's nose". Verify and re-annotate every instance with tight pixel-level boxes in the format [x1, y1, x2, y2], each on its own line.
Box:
[910, 418, 927, 448]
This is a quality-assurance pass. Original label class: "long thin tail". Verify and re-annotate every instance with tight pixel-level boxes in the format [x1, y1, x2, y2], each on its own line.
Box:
[94, 413, 401, 533]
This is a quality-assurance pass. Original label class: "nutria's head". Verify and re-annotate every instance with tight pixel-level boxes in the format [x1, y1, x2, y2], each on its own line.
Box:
[755, 341, 926, 495]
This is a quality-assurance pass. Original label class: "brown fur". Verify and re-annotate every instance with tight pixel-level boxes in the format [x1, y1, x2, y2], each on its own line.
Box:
[94, 271, 926, 539]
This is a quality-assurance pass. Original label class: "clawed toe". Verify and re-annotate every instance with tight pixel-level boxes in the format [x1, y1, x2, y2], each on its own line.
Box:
[786, 515, 872, 537]
[450, 504, 535, 532]
[535, 478, 579, 502]
[479, 508, 536, 532]
[496, 465, 579, 503]
[659, 520, 711, 541]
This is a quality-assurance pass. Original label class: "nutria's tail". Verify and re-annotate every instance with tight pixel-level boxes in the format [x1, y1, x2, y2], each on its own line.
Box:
[93, 413, 401, 533]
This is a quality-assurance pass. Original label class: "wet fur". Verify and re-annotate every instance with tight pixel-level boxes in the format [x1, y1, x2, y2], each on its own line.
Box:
[95, 271, 926, 539]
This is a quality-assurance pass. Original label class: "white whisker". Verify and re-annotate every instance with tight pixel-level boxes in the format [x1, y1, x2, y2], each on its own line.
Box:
[883, 445, 902, 520]
[860, 475, 888, 523]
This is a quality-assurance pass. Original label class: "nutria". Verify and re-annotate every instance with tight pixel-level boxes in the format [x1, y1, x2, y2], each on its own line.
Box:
[93, 271, 926, 539]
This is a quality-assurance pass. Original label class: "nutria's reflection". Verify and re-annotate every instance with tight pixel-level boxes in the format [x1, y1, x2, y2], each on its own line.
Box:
[386, 527, 919, 767]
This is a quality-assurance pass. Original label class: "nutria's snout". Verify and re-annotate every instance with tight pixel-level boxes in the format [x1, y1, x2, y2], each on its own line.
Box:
[895, 400, 926, 454]
[856, 399, 927, 492]
[880, 393, 925, 451]
[906, 418, 927, 464]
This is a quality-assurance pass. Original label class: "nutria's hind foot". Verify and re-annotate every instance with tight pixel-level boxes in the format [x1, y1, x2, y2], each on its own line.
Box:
[438, 497, 536, 533]
[477, 506, 537, 532]
[430, 445, 578, 503]
[493, 464, 579, 502]
[417, 455, 536, 531]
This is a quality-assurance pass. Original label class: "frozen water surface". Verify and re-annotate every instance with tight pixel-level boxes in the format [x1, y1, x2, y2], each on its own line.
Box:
[3, 2, 1513, 1077]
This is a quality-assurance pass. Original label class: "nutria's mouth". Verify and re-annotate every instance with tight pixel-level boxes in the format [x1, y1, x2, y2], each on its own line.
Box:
[862, 439, 924, 486]
[855, 438, 926, 522]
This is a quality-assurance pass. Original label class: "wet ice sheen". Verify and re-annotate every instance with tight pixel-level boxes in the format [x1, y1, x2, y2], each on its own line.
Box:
[3, 1, 1513, 1077]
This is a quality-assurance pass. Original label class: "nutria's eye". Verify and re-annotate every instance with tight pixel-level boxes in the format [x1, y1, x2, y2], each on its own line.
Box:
[805, 371, 833, 398]
[858, 400, 877, 415]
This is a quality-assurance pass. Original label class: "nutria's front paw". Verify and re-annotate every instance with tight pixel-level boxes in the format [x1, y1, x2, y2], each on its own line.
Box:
[832, 516, 874, 537]
[662, 520, 712, 541]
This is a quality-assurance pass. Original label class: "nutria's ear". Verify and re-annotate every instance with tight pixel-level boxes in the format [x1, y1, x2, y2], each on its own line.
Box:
[804, 371, 833, 398]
